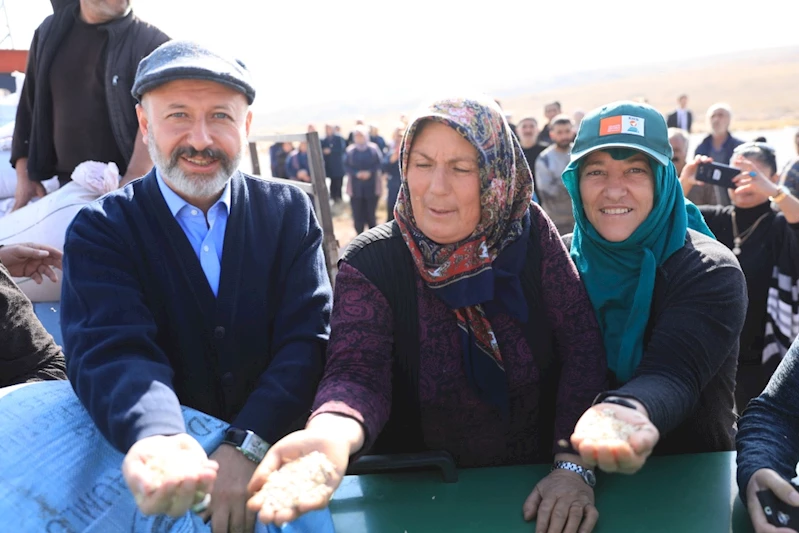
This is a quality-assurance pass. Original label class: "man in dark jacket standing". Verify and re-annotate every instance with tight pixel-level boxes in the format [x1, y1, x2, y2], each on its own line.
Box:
[320, 124, 346, 208]
[666, 94, 693, 132]
[61, 40, 332, 529]
[10, 0, 169, 211]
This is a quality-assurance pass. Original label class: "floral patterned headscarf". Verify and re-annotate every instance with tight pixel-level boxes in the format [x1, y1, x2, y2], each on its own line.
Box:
[394, 94, 533, 411]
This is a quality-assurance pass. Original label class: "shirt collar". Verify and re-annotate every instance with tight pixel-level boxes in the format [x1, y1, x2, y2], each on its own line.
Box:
[155, 168, 232, 218]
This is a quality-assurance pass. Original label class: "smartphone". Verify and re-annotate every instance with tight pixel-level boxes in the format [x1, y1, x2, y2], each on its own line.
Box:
[695, 162, 740, 189]
[758, 489, 799, 530]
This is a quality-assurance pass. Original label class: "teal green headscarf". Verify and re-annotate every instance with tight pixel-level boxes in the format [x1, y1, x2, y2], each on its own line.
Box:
[563, 148, 713, 383]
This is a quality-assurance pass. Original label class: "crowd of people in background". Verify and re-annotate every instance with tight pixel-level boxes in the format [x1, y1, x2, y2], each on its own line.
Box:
[269, 95, 799, 239]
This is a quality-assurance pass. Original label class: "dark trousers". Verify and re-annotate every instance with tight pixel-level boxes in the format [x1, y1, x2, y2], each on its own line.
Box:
[352, 195, 378, 234]
[329, 175, 344, 201]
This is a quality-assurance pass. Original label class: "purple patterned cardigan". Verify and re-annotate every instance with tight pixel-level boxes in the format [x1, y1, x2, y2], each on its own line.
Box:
[311, 208, 607, 467]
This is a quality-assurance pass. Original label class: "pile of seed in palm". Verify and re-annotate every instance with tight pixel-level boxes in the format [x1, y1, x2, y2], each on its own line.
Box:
[257, 451, 337, 511]
[579, 407, 643, 441]
[143, 453, 200, 486]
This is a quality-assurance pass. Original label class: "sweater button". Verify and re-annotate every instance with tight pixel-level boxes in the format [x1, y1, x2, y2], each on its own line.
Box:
[213, 326, 225, 339]
[221, 372, 234, 387]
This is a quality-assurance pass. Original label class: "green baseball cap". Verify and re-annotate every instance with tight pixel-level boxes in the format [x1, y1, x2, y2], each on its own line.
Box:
[570, 100, 672, 166]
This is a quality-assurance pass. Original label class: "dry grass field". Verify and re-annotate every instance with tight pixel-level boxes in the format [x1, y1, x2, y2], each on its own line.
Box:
[251, 46, 799, 136]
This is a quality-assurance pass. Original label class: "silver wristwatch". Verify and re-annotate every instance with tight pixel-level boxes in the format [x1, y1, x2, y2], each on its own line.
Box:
[552, 460, 596, 487]
[222, 428, 270, 463]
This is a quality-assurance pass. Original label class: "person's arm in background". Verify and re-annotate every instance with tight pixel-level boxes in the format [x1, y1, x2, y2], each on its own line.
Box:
[0, 243, 66, 386]
[119, 131, 153, 186]
[737, 340, 799, 533]
[11, 29, 45, 211]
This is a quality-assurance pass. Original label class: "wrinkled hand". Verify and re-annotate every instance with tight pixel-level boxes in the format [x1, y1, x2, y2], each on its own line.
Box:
[746, 469, 799, 533]
[571, 403, 659, 474]
[247, 428, 350, 526]
[0, 242, 62, 282]
[122, 434, 218, 517]
[730, 155, 780, 198]
[523, 469, 598, 533]
[199, 444, 258, 532]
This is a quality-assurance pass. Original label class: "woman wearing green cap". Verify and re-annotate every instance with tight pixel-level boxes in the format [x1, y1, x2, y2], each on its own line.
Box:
[562, 101, 748, 474]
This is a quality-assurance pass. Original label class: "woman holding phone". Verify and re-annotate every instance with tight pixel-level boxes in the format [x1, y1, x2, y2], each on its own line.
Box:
[681, 143, 799, 411]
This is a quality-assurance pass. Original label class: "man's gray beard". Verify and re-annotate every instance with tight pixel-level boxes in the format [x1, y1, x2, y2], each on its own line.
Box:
[147, 129, 242, 199]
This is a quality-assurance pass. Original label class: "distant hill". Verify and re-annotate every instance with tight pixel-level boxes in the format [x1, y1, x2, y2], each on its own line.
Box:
[250, 45, 799, 136]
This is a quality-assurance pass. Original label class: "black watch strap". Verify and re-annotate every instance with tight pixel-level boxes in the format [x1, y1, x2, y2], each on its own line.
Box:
[222, 427, 270, 463]
[601, 397, 638, 410]
[223, 427, 248, 447]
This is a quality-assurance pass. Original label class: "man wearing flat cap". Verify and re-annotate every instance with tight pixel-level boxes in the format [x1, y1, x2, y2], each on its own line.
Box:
[60, 40, 333, 529]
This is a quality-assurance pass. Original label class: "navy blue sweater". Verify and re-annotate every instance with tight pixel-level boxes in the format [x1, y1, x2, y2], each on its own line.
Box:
[61, 170, 333, 452]
[285, 149, 310, 180]
[320, 134, 346, 178]
[737, 337, 799, 499]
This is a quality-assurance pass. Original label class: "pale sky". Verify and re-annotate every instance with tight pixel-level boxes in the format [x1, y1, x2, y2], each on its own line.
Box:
[5, 0, 799, 113]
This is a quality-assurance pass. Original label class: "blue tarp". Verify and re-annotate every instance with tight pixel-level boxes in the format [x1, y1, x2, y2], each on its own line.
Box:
[0, 381, 335, 533]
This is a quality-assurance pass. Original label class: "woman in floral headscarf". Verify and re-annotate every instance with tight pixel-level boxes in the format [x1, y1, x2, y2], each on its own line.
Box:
[249, 95, 608, 532]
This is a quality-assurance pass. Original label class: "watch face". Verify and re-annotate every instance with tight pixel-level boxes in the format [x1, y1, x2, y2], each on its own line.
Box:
[241, 432, 270, 462]
[584, 469, 597, 487]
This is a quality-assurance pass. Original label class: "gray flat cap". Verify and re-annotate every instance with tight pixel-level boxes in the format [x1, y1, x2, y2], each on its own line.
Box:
[132, 40, 255, 104]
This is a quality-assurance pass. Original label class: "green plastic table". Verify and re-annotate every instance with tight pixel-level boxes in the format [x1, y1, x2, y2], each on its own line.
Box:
[330, 452, 756, 532]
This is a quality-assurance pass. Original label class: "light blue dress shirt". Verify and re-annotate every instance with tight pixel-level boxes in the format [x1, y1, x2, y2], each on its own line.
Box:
[156, 170, 231, 297]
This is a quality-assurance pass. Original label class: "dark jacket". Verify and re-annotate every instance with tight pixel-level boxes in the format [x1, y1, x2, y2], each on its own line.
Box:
[666, 109, 693, 132]
[737, 337, 799, 499]
[566, 229, 747, 455]
[285, 149, 310, 180]
[0, 264, 66, 387]
[11, 6, 169, 182]
[321, 134, 347, 177]
[61, 170, 333, 452]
